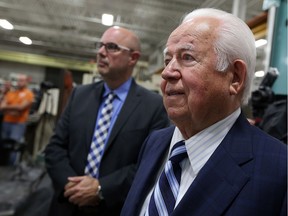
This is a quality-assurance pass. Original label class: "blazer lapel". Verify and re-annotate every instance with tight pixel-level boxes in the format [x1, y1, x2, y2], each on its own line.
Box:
[131, 127, 175, 215]
[173, 114, 253, 216]
[84, 82, 104, 151]
[105, 80, 141, 151]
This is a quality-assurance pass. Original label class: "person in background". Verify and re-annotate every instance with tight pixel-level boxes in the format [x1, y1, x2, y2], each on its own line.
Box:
[45, 26, 170, 216]
[0, 80, 12, 103]
[0, 75, 34, 142]
[0, 80, 12, 138]
[121, 8, 287, 216]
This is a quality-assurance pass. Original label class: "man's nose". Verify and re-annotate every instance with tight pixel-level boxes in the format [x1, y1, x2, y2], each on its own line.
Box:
[97, 45, 107, 56]
[162, 58, 181, 80]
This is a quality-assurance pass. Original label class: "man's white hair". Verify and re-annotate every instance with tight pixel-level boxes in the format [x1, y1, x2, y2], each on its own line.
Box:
[182, 8, 256, 104]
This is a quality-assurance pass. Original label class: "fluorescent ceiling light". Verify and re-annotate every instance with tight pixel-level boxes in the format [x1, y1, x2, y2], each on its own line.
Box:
[19, 36, 32, 45]
[255, 70, 265, 77]
[0, 19, 14, 30]
[255, 39, 267, 48]
[102, 14, 114, 26]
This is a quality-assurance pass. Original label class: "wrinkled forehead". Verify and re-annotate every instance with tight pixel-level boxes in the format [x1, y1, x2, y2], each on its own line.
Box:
[167, 17, 220, 49]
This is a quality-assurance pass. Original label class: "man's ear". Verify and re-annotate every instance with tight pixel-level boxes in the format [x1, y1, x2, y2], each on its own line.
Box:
[229, 60, 247, 95]
[129, 51, 141, 66]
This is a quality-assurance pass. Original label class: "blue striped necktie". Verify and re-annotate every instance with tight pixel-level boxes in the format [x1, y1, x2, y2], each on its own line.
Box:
[85, 92, 116, 178]
[147, 140, 187, 216]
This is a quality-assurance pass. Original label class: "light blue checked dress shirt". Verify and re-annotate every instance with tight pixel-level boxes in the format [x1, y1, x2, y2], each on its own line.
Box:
[87, 78, 132, 175]
[96, 79, 131, 146]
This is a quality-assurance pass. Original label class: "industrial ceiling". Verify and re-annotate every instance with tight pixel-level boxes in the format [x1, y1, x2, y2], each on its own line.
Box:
[0, 0, 265, 66]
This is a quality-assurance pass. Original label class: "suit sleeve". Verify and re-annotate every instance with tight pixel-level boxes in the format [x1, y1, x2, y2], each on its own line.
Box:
[280, 192, 287, 216]
[44, 88, 78, 200]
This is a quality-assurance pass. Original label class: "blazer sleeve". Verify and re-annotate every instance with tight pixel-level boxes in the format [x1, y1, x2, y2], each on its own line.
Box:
[44, 87, 79, 199]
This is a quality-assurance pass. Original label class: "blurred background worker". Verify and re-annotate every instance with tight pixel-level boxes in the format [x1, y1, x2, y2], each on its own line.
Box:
[0, 80, 12, 103]
[0, 80, 12, 138]
[0, 74, 34, 143]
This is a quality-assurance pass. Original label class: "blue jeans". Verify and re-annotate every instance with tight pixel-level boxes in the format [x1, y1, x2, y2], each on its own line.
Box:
[1, 122, 26, 165]
[1, 122, 26, 142]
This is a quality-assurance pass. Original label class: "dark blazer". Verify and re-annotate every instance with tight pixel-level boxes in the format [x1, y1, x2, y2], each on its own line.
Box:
[45, 79, 170, 216]
[121, 113, 287, 216]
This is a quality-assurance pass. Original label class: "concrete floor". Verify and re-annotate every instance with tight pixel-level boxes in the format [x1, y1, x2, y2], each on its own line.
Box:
[0, 162, 53, 216]
[0, 114, 55, 216]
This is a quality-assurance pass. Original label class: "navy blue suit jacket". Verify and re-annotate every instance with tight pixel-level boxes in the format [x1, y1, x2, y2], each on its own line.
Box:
[121, 114, 287, 216]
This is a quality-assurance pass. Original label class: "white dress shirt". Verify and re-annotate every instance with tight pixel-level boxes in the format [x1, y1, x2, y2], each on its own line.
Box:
[140, 108, 241, 215]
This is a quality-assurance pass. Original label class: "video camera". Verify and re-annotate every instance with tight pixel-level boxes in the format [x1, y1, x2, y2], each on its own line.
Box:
[251, 67, 279, 119]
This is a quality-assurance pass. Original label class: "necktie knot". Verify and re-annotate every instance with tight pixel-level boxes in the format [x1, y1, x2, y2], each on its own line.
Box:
[169, 140, 187, 164]
[107, 91, 116, 101]
[105, 91, 116, 106]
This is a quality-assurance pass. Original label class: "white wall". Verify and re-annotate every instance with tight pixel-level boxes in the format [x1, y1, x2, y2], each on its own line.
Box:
[0, 60, 45, 84]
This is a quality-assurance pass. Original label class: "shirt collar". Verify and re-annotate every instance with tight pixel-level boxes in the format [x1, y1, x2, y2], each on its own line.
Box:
[103, 78, 132, 101]
[171, 108, 241, 174]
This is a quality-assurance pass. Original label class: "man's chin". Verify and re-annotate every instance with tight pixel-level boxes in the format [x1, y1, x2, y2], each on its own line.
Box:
[97, 68, 106, 75]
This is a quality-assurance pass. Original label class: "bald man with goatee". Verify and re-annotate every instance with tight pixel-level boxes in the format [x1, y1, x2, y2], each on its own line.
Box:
[45, 26, 170, 216]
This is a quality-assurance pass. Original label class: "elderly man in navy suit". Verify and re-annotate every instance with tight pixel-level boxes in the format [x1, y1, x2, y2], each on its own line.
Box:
[121, 8, 287, 216]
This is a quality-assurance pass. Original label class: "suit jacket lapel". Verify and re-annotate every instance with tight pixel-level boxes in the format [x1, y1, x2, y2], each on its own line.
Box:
[173, 114, 253, 215]
[105, 80, 141, 151]
[85, 82, 104, 151]
[132, 127, 175, 214]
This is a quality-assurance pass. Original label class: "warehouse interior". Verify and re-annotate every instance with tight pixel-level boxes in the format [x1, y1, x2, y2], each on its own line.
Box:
[0, 0, 287, 215]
